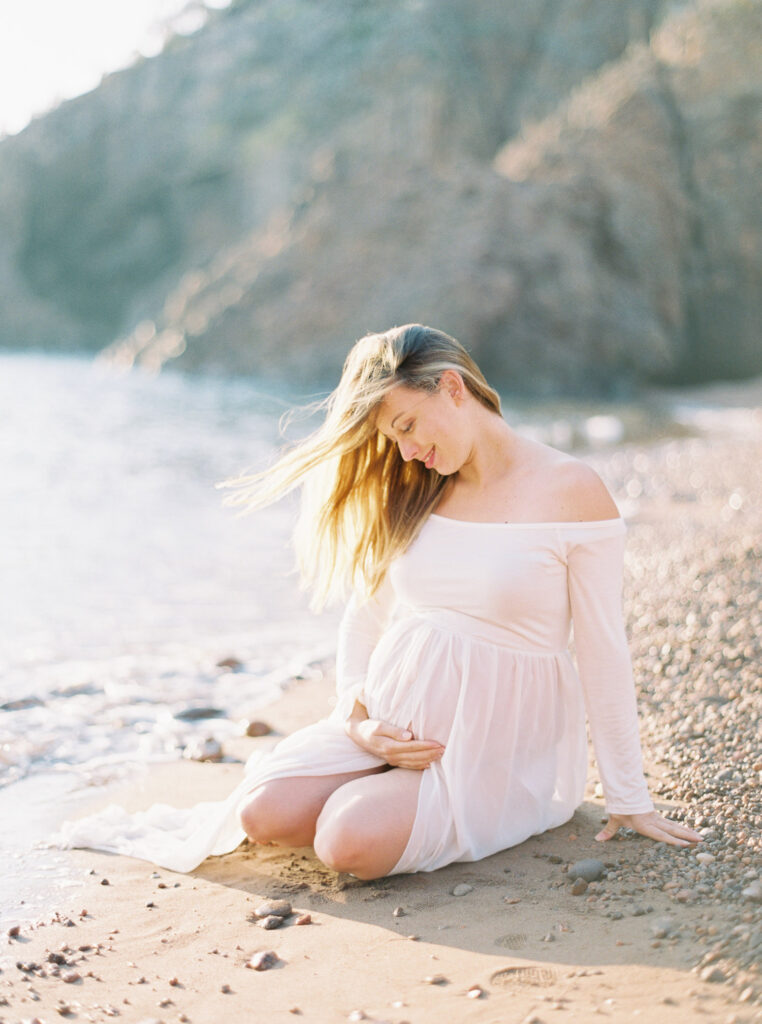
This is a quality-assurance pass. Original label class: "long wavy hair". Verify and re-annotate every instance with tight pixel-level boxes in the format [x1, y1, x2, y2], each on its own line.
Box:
[222, 324, 501, 607]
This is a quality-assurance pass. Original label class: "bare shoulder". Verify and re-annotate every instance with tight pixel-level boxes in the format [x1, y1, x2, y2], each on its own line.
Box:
[550, 457, 620, 522]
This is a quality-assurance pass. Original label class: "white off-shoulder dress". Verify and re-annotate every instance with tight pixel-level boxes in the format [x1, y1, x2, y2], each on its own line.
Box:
[57, 515, 653, 874]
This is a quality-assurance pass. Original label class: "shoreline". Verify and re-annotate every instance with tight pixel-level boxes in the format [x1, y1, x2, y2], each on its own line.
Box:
[4, 422, 761, 1023]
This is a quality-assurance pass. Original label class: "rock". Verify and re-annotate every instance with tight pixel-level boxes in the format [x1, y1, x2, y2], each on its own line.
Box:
[258, 915, 284, 930]
[216, 657, 243, 671]
[174, 705, 226, 721]
[571, 878, 588, 896]
[700, 965, 727, 984]
[7, 925, 20, 938]
[253, 899, 292, 919]
[0, 697, 45, 711]
[696, 852, 716, 865]
[245, 720, 273, 737]
[424, 974, 449, 985]
[294, 914, 311, 926]
[246, 951, 278, 971]
[568, 859, 606, 882]
[741, 881, 762, 903]
[182, 737, 223, 762]
[392, 906, 406, 917]
[61, 970, 80, 983]
[467, 985, 484, 999]
[452, 884, 474, 897]
[650, 917, 674, 939]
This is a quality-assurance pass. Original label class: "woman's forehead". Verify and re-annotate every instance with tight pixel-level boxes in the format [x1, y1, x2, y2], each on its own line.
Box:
[376, 384, 427, 430]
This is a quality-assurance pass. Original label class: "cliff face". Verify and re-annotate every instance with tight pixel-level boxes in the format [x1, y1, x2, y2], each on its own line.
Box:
[0, 0, 759, 393]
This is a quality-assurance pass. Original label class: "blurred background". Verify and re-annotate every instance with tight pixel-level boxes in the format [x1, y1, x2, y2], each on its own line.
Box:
[1, 0, 760, 920]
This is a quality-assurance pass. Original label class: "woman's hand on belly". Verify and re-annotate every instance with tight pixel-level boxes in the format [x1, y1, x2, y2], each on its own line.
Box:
[345, 700, 445, 770]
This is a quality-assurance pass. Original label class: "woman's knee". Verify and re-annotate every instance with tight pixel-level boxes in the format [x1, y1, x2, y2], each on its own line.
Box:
[313, 807, 386, 880]
[239, 782, 306, 844]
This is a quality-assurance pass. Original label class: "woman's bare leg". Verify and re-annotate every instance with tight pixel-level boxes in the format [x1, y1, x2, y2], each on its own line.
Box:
[239, 766, 387, 848]
[313, 768, 422, 880]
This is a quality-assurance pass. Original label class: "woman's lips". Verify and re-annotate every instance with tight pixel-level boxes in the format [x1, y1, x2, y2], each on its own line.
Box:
[424, 446, 436, 469]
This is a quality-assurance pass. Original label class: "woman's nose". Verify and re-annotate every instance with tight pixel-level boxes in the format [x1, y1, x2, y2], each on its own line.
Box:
[398, 439, 417, 462]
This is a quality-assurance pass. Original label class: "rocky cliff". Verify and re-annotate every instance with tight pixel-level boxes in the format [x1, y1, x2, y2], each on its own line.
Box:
[0, 0, 759, 393]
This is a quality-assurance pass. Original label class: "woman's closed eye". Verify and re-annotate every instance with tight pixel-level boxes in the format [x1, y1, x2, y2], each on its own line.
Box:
[400, 421, 414, 434]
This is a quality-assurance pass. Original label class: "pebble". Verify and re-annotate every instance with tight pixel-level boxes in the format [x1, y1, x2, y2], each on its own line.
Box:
[696, 852, 716, 865]
[295, 914, 312, 926]
[452, 884, 473, 897]
[61, 970, 80, 984]
[571, 878, 588, 896]
[700, 965, 727, 983]
[650, 917, 674, 939]
[253, 899, 292, 919]
[7, 925, 20, 938]
[258, 915, 284, 930]
[182, 736, 223, 762]
[568, 859, 606, 882]
[393, 906, 406, 917]
[467, 985, 485, 998]
[424, 974, 449, 985]
[246, 951, 279, 971]
[741, 881, 761, 903]
[246, 720, 273, 737]
[216, 656, 243, 670]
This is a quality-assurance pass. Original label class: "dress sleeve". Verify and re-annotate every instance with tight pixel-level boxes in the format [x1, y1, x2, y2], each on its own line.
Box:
[334, 571, 397, 720]
[564, 521, 654, 815]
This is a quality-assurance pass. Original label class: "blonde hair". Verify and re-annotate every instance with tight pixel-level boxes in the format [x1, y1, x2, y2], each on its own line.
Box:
[223, 324, 501, 608]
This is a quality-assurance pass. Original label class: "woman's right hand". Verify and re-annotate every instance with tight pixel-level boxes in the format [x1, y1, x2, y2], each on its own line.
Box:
[345, 702, 444, 770]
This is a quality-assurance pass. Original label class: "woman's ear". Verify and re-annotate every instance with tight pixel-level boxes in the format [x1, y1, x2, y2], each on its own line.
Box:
[439, 369, 466, 404]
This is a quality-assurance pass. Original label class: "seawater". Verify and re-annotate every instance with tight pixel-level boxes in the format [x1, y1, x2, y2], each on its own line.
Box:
[1, 352, 339, 921]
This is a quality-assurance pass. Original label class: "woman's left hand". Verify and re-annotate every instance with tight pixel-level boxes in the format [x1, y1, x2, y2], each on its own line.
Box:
[595, 810, 703, 847]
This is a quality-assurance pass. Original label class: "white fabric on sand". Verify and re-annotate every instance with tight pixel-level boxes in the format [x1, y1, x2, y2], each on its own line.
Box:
[55, 516, 653, 874]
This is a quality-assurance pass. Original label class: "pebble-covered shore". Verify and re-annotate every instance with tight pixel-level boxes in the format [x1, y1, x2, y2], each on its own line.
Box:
[591, 428, 762, 993]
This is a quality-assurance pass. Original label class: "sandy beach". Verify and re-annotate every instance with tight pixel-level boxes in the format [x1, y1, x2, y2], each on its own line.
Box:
[4, 397, 761, 1024]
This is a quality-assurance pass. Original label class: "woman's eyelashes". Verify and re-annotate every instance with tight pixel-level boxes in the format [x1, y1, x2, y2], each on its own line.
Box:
[401, 421, 414, 434]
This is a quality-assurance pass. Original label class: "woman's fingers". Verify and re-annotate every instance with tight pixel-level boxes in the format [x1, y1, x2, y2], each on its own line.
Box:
[596, 812, 702, 847]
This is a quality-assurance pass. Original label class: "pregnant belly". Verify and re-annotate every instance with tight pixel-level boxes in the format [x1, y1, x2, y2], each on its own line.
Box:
[362, 616, 483, 747]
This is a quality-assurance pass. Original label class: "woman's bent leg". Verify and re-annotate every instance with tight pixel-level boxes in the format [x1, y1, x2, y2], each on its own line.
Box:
[314, 768, 422, 880]
[239, 767, 386, 848]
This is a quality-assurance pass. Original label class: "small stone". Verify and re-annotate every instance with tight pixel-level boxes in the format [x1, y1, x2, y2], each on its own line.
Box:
[101, 878, 110, 886]
[571, 878, 588, 896]
[216, 656, 243, 670]
[246, 720, 272, 737]
[258, 915, 284, 930]
[169, 976, 179, 986]
[47, 952, 67, 965]
[347, 1012, 367, 1022]
[246, 950, 279, 971]
[183, 736, 223, 762]
[7, 925, 20, 938]
[452, 884, 474, 897]
[253, 899, 292, 919]
[741, 881, 762, 903]
[568, 859, 605, 882]
[675, 889, 696, 903]
[61, 970, 80, 983]
[295, 914, 312, 926]
[424, 974, 449, 985]
[696, 852, 715, 865]
[467, 985, 484, 999]
[221, 983, 232, 993]
[650, 917, 674, 939]
[700, 966, 727, 983]
[393, 906, 406, 917]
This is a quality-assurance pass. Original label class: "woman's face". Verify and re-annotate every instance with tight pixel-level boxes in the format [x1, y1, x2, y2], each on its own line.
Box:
[375, 376, 470, 476]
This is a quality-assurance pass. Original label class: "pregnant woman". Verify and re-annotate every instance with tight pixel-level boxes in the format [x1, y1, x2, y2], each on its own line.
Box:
[59, 323, 699, 874]
[230, 323, 701, 878]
